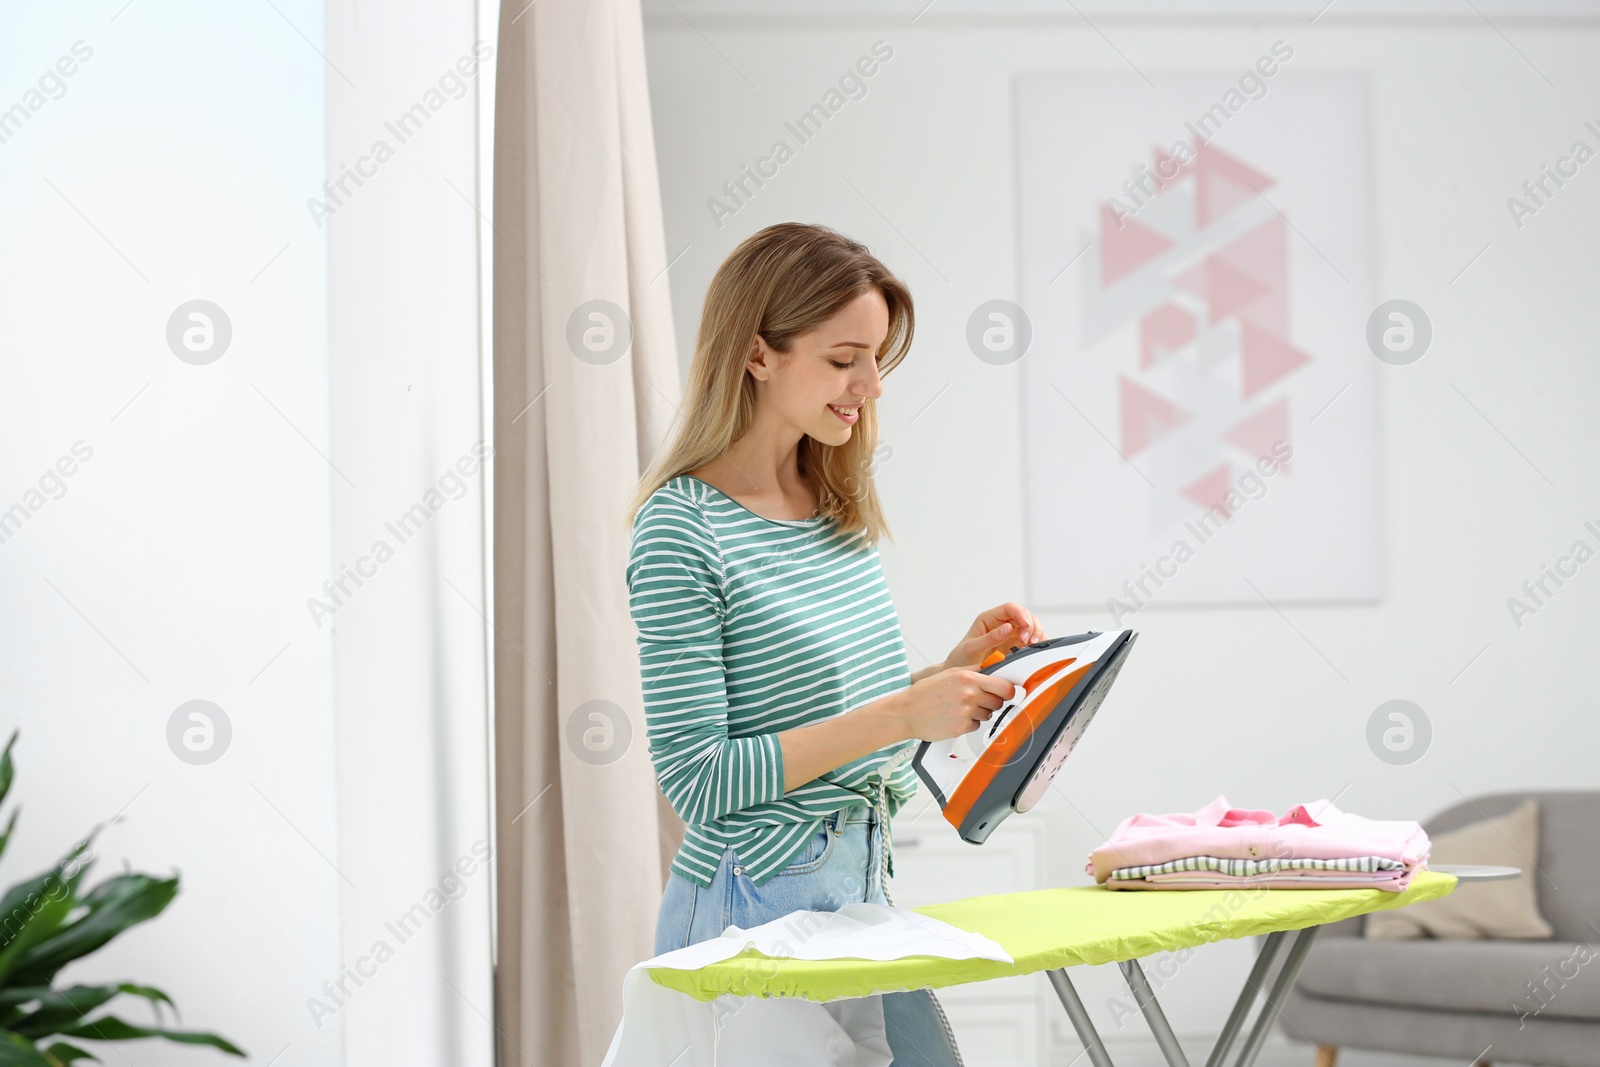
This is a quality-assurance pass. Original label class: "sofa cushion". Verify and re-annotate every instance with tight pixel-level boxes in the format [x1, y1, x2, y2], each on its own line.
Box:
[1297, 938, 1600, 1022]
[1421, 791, 1600, 943]
[1368, 797, 1553, 940]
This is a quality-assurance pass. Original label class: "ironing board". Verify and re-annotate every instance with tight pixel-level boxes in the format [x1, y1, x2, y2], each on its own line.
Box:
[647, 868, 1497, 1067]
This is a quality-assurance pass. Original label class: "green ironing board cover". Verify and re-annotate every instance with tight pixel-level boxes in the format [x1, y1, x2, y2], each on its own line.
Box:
[647, 870, 1458, 1003]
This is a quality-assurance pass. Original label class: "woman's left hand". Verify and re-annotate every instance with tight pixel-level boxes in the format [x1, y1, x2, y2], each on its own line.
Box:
[941, 602, 1046, 670]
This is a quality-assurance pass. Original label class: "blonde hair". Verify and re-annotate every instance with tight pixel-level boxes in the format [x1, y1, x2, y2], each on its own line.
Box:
[624, 222, 914, 545]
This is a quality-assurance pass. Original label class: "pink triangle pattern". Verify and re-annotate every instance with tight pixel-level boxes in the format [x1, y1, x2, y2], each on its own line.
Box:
[1088, 139, 1310, 526]
[1119, 376, 1191, 457]
[1140, 303, 1196, 369]
[1214, 216, 1289, 336]
[1181, 463, 1234, 518]
[1239, 321, 1312, 399]
[1193, 141, 1275, 229]
[1200, 257, 1272, 325]
[1223, 396, 1293, 475]
[1217, 214, 1288, 277]
[1099, 201, 1174, 286]
[1172, 260, 1208, 301]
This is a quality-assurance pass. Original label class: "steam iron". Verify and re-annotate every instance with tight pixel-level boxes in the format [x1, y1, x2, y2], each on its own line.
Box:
[912, 629, 1137, 845]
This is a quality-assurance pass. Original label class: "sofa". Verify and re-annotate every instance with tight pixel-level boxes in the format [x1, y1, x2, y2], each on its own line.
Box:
[1275, 790, 1600, 1067]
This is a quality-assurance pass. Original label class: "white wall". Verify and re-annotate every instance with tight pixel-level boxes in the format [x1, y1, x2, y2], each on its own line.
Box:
[0, 3, 342, 1063]
[0, 3, 495, 1065]
[640, 3, 1600, 1062]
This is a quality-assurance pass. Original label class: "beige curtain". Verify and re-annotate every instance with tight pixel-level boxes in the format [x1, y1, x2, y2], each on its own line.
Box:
[491, 0, 686, 1062]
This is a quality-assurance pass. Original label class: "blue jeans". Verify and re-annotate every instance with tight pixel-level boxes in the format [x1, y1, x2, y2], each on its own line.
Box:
[654, 805, 965, 1067]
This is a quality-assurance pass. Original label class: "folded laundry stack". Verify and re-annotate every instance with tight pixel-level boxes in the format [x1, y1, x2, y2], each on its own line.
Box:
[1087, 796, 1430, 891]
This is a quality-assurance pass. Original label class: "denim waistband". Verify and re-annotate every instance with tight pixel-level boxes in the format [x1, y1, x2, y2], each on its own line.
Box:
[827, 805, 877, 832]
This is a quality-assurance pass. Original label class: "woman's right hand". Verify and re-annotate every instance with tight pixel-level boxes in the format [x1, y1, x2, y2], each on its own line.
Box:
[896, 667, 1017, 742]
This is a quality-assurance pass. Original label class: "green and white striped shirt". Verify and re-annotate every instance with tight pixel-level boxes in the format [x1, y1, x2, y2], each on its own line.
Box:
[627, 474, 920, 889]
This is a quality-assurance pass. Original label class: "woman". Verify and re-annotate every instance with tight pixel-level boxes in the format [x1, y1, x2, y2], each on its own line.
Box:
[623, 222, 1046, 1066]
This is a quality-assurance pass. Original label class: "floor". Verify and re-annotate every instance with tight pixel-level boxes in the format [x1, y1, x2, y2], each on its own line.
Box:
[1050, 1041, 1534, 1067]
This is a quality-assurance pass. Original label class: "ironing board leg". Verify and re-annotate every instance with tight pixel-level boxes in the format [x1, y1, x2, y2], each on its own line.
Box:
[1043, 925, 1322, 1067]
[1119, 959, 1191, 1067]
[1046, 969, 1116, 1067]
[1204, 931, 1286, 1067]
[1232, 925, 1320, 1067]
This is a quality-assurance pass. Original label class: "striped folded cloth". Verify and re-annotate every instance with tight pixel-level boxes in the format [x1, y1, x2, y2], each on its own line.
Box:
[1106, 854, 1416, 890]
[1110, 854, 1408, 880]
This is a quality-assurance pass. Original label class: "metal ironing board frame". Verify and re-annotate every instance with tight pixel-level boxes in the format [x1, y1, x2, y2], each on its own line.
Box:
[1039, 865, 1517, 1067]
[1044, 924, 1315, 1067]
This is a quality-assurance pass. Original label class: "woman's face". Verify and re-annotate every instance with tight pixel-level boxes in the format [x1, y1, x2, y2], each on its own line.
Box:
[750, 287, 889, 447]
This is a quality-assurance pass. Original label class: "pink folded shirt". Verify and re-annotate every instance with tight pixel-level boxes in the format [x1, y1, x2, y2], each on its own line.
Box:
[1087, 796, 1430, 890]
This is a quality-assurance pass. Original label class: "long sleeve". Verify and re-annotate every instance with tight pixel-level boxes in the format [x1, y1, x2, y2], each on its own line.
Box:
[627, 490, 787, 824]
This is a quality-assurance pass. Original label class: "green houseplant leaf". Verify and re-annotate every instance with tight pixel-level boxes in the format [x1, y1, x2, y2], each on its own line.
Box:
[10, 982, 175, 1038]
[0, 1029, 54, 1066]
[11, 873, 180, 988]
[39, 1043, 97, 1066]
[0, 731, 243, 1060]
[51, 1015, 244, 1056]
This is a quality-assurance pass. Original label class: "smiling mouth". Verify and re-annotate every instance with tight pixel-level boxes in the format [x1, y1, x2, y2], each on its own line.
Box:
[827, 404, 861, 423]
